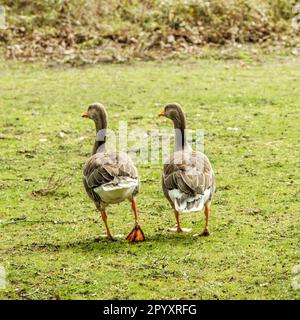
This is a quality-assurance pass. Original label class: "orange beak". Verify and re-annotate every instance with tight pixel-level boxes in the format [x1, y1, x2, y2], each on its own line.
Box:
[158, 111, 165, 117]
[82, 111, 89, 118]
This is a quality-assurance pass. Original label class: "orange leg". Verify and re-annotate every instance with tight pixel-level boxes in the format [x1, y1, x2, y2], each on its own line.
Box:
[200, 204, 210, 236]
[131, 197, 139, 226]
[101, 209, 114, 240]
[168, 210, 192, 233]
[126, 197, 145, 242]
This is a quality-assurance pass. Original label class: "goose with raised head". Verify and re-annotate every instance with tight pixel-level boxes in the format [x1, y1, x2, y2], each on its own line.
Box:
[82, 103, 145, 242]
[159, 103, 215, 236]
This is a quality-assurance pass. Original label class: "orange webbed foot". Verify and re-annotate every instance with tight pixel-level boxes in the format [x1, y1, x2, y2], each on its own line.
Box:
[126, 224, 145, 242]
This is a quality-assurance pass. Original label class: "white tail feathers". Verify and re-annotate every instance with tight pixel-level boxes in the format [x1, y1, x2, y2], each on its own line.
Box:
[94, 177, 139, 204]
[168, 188, 211, 213]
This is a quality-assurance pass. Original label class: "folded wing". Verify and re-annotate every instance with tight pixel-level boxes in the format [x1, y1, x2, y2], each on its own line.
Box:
[163, 151, 215, 212]
[83, 152, 139, 206]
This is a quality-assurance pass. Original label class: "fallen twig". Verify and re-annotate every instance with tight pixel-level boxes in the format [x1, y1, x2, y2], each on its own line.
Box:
[0, 217, 98, 226]
[31, 174, 66, 197]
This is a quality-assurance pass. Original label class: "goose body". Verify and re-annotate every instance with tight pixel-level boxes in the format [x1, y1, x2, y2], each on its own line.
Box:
[163, 150, 215, 213]
[82, 103, 144, 242]
[159, 103, 215, 236]
[83, 151, 139, 208]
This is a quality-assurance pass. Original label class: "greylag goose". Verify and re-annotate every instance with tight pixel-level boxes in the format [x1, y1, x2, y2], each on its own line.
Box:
[82, 103, 145, 242]
[159, 103, 215, 236]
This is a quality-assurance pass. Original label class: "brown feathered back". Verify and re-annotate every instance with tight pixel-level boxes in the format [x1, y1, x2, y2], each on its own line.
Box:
[163, 150, 214, 196]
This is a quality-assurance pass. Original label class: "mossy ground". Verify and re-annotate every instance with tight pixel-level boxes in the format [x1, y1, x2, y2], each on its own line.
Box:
[0, 56, 299, 299]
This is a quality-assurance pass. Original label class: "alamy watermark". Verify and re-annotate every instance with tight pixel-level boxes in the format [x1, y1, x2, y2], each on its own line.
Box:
[92, 122, 205, 170]
[0, 6, 6, 29]
[0, 266, 6, 289]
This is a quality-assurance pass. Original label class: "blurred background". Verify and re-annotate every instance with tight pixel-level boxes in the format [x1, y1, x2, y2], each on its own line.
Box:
[0, 0, 299, 65]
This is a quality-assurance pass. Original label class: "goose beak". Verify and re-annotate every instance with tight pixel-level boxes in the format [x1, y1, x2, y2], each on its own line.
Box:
[82, 111, 89, 118]
[158, 111, 165, 117]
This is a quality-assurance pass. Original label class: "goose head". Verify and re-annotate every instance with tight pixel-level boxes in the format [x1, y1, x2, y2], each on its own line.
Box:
[158, 103, 186, 130]
[82, 103, 108, 132]
[82, 103, 108, 154]
[159, 103, 188, 151]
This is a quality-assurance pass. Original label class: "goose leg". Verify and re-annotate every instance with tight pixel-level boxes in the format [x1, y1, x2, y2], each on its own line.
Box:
[100, 210, 114, 240]
[131, 197, 139, 225]
[168, 210, 192, 233]
[199, 203, 210, 236]
[126, 197, 145, 242]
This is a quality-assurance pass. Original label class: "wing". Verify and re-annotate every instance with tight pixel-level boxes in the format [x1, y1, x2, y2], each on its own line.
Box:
[163, 151, 214, 195]
[162, 151, 215, 212]
[83, 152, 138, 204]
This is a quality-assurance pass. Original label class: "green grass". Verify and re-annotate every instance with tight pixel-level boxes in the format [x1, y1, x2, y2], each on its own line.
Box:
[0, 57, 300, 300]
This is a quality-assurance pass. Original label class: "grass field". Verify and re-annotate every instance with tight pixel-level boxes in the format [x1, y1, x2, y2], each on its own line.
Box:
[0, 56, 300, 300]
